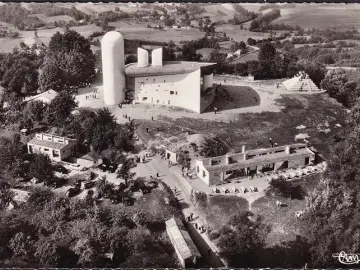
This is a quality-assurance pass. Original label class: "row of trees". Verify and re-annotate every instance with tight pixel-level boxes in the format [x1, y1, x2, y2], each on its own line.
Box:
[249, 9, 281, 32]
[228, 5, 257, 25]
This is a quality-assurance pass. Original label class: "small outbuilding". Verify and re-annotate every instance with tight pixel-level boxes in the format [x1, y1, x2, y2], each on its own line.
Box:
[165, 218, 201, 267]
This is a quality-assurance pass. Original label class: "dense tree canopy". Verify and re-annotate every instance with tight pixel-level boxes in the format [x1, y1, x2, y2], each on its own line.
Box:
[40, 30, 95, 92]
[212, 211, 270, 267]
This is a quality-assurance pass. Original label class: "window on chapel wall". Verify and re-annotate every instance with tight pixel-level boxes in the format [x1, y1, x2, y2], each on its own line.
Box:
[203, 170, 206, 177]
[197, 166, 199, 173]
[170, 91, 174, 95]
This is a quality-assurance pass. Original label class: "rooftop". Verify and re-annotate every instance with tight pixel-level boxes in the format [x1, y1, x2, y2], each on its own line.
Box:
[28, 138, 68, 150]
[125, 61, 216, 77]
[200, 144, 315, 173]
[165, 218, 201, 260]
[24, 90, 57, 104]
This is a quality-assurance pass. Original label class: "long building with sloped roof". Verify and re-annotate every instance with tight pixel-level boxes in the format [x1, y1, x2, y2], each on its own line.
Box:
[165, 218, 201, 267]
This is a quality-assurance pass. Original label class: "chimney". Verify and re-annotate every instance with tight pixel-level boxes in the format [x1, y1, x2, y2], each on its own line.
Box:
[242, 145, 246, 153]
[137, 48, 149, 68]
[151, 47, 163, 66]
[285, 146, 290, 154]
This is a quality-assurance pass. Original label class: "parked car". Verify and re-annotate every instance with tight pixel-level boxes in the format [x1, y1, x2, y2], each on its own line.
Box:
[51, 178, 67, 188]
[66, 187, 80, 197]
[81, 180, 95, 189]
[107, 163, 118, 173]
[122, 196, 132, 206]
[99, 163, 108, 172]
[53, 165, 70, 174]
[110, 195, 121, 204]
[31, 177, 41, 184]
[74, 180, 83, 189]
[146, 180, 158, 188]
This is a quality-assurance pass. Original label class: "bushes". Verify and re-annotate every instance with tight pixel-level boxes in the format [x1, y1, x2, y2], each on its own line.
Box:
[190, 191, 208, 208]
[269, 177, 306, 200]
[199, 137, 228, 158]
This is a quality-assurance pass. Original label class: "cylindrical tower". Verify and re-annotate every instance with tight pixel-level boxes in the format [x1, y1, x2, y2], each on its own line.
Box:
[151, 48, 163, 66]
[137, 48, 149, 67]
[101, 31, 125, 105]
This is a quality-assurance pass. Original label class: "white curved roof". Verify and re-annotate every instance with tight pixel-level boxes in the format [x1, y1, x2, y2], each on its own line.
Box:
[101, 31, 124, 46]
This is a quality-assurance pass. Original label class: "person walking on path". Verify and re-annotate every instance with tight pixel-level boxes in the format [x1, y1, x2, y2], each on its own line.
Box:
[146, 127, 149, 133]
[151, 116, 154, 121]
[214, 107, 218, 114]
[156, 172, 159, 178]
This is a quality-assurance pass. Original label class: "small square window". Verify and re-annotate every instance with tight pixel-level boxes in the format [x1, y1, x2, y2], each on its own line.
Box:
[170, 91, 174, 95]
[142, 97, 147, 101]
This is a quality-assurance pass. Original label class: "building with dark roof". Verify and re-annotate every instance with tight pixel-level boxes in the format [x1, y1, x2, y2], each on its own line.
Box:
[27, 133, 77, 162]
[196, 143, 316, 186]
[165, 218, 201, 267]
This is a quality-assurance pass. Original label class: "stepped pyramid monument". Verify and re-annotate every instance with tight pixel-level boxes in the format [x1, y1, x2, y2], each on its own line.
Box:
[282, 71, 320, 92]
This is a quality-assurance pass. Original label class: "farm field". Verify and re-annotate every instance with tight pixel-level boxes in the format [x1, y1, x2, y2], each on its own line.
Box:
[216, 24, 271, 42]
[110, 21, 204, 43]
[274, 4, 360, 30]
[231, 51, 259, 63]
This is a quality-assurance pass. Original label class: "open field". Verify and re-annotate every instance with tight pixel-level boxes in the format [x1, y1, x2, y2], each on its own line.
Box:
[274, 4, 360, 30]
[110, 21, 205, 44]
[195, 194, 249, 230]
[160, 93, 346, 160]
[216, 24, 271, 42]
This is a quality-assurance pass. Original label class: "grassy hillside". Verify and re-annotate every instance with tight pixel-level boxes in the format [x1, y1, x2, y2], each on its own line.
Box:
[274, 4, 360, 30]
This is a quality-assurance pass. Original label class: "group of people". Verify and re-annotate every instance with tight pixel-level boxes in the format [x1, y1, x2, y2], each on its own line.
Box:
[269, 138, 278, 148]
[85, 94, 97, 100]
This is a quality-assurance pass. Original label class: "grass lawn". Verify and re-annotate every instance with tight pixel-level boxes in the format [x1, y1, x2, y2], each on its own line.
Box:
[204, 85, 260, 112]
[251, 174, 320, 245]
[159, 94, 347, 160]
[204, 195, 249, 230]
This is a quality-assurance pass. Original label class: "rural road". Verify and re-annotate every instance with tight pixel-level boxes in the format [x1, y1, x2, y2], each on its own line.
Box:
[133, 154, 225, 268]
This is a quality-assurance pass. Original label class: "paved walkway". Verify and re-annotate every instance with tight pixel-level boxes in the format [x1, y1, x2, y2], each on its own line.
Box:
[133, 154, 225, 267]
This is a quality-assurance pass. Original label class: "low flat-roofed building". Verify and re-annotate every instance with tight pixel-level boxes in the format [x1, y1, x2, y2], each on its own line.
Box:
[165, 218, 201, 267]
[27, 133, 77, 162]
[196, 143, 316, 186]
[24, 89, 57, 104]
